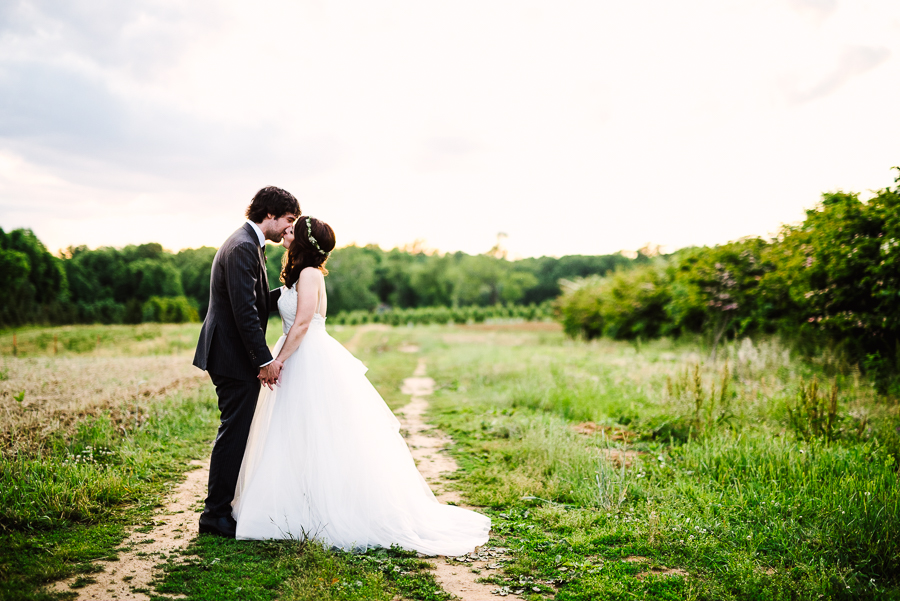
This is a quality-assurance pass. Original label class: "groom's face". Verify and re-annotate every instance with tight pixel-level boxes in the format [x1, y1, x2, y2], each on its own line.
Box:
[267, 213, 297, 242]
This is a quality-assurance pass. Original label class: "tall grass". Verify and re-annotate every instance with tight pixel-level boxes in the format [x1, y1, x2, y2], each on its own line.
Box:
[426, 330, 900, 597]
[0, 385, 219, 601]
[668, 432, 900, 579]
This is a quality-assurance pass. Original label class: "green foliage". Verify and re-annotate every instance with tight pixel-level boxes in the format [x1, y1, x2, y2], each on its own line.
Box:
[140, 296, 200, 324]
[325, 245, 382, 312]
[1, 225, 634, 329]
[174, 246, 217, 316]
[329, 301, 555, 326]
[557, 263, 672, 341]
[322, 244, 631, 315]
[0, 228, 68, 327]
[265, 243, 287, 291]
[558, 169, 900, 388]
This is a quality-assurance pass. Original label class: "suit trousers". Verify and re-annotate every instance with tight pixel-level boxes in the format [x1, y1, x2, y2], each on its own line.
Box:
[204, 371, 261, 518]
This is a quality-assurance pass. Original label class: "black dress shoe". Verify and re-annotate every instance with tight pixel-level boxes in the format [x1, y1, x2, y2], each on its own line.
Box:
[199, 513, 237, 538]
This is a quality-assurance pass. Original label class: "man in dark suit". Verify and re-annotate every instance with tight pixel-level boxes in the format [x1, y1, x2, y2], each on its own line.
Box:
[193, 186, 300, 538]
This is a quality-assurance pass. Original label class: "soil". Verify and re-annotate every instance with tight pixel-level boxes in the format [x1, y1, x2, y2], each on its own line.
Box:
[343, 323, 391, 353]
[50, 459, 210, 600]
[398, 358, 502, 600]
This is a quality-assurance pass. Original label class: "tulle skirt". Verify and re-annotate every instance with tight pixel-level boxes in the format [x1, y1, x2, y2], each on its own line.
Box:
[232, 317, 490, 555]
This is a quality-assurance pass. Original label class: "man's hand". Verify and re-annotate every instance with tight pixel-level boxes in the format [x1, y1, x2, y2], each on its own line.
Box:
[258, 360, 284, 389]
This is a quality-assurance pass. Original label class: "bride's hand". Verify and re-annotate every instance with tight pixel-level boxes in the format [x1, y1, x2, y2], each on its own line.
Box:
[258, 360, 284, 389]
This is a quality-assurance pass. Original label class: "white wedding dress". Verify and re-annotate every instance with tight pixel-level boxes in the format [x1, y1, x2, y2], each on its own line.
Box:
[232, 283, 490, 555]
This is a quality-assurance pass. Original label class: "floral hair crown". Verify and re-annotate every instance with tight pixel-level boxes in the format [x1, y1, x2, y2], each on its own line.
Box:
[305, 216, 329, 256]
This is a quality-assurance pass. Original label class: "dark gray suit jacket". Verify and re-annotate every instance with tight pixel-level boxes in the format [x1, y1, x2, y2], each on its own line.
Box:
[193, 223, 281, 381]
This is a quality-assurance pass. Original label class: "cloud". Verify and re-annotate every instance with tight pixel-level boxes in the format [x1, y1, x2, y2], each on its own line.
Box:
[0, 0, 217, 78]
[787, 45, 891, 104]
[0, 58, 341, 187]
[415, 136, 480, 171]
[787, 0, 838, 18]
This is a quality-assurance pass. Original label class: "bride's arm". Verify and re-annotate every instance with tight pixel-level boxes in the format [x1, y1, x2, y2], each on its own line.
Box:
[274, 268, 322, 364]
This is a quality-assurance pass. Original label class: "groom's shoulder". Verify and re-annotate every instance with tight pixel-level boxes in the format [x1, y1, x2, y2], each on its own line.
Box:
[220, 224, 256, 251]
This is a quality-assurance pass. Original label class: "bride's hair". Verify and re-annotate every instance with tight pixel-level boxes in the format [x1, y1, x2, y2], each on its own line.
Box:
[281, 217, 336, 287]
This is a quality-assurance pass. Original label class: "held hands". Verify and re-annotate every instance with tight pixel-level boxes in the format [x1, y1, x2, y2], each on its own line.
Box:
[258, 360, 284, 389]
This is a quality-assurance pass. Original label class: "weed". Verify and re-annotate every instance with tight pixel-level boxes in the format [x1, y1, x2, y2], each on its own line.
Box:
[788, 377, 839, 442]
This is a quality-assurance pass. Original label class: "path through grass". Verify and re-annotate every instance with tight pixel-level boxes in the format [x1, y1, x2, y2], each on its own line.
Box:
[3, 321, 897, 600]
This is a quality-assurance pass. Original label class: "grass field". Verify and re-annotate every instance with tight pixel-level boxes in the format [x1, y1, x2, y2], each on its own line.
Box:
[1, 320, 897, 600]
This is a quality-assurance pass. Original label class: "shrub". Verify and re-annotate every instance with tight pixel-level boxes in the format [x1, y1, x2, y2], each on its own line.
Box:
[141, 296, 199, 323]
[556, 264, 672, 340]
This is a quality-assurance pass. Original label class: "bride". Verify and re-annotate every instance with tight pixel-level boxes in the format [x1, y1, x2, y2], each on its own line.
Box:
[232, 216, 490, 555]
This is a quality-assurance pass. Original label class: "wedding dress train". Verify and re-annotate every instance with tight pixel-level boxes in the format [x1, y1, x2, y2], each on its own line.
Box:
[232, 285, 490, 555]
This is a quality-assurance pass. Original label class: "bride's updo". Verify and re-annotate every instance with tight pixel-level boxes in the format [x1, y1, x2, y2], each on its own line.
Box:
[281, 216, 336, 287]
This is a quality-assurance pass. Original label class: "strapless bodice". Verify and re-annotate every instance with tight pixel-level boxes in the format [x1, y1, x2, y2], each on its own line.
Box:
[277, 285, 325, 334]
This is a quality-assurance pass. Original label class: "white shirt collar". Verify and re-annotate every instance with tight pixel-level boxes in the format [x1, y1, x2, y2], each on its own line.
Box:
[246, 220, 265, 247]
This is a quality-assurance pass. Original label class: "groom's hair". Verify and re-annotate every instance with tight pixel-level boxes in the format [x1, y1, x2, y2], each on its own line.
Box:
[245, 186, 301, 223]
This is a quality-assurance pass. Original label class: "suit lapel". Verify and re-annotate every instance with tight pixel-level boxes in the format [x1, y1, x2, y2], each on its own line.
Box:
[258, 246, 268, 289]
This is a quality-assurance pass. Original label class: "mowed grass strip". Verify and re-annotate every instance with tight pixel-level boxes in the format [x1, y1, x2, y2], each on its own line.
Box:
[422, 326, 900, 600]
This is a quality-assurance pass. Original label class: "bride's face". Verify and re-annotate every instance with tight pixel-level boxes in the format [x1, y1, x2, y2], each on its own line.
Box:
[282, 225, 295, 250]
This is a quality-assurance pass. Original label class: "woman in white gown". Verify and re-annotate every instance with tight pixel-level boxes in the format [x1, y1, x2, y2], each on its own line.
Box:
[232, 217, 490, 556]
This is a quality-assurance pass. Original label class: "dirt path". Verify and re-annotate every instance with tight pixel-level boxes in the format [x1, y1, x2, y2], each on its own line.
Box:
[399, 358, 502, 601]
[51, 459, 210, 600]
[343, 323, 391, 353]
[49, 334, 494, 600]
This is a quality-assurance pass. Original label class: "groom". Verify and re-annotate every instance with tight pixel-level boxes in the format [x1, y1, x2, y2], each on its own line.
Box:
[192, 186, 300, 538]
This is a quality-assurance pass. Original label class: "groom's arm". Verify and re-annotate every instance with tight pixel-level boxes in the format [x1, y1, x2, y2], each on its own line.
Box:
[224, 242, 273, 368]
[268, 287, 282, 313]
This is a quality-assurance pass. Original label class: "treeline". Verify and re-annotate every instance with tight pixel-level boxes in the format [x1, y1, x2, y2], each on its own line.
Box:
[301, 244, 636, 314]
[0, 231, 211, 326]
[0, 227, 638, 328]
[558, 170, 900, 391]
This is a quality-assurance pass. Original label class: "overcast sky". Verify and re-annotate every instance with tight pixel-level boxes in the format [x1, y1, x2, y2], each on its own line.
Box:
[1, 0, 898, 258]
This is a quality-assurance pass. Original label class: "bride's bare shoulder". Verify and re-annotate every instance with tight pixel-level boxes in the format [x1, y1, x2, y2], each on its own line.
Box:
[299, 267, 325, 282]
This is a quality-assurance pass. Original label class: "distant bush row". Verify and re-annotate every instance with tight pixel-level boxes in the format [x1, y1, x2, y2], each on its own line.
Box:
[557, 169, 900, 391]
[329, 302, 555, 326]
[37, 296, 200, 325]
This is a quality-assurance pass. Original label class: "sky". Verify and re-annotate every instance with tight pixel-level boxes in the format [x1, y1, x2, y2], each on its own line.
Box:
[0, 0, 898, 259]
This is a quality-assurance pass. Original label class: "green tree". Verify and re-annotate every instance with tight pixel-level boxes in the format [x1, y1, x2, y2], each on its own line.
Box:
[669, 239, 772, 357]
[324, 245, 380, 313]
[175, 246, 217, 318]
[557, 262, 671, 341]
[0, 228, 68, 326]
